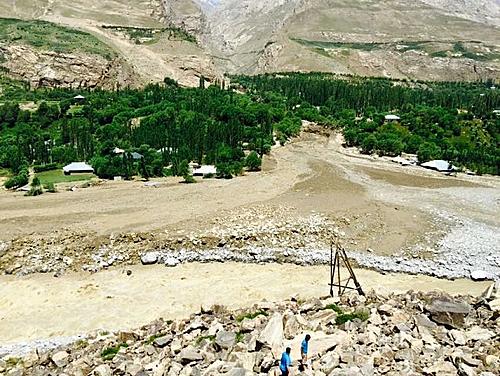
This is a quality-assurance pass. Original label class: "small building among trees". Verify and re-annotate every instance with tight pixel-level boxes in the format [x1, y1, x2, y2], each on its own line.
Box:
[421, 160, 458, 173]
[384, 114, 401, 122]
[63, 162, 94, 175]
[193, 165, 217, 177]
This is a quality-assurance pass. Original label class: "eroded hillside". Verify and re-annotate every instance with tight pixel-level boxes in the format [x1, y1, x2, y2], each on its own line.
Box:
[0, 0, 499, 87]
[195, 0, 500, 81]
[0, 0, 217, 88]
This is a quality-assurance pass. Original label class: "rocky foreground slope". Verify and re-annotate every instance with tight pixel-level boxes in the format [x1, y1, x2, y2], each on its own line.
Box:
[2, 284, 499, 375]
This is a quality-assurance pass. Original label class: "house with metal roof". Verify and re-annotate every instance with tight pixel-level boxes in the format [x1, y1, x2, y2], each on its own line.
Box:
[421, 160, 458, 172]
[63, 162, 94, 175]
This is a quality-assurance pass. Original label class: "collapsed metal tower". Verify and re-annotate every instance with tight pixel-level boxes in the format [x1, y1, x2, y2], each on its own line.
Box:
[329, 240, 364, 297]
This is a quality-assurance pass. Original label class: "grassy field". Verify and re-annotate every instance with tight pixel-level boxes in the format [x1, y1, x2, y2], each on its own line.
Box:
[0, 17, 116, 59]
[36, 170, 94, 185]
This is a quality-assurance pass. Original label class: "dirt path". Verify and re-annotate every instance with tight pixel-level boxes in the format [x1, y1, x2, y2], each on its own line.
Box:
[0, 262, 490, 345]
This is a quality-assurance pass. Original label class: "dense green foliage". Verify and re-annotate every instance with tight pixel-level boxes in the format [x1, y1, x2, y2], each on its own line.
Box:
[233, 73, 499, 174]
[1, 72, 498, 188]
[0, 77, 285, 184]
[0, 18, 116, 59]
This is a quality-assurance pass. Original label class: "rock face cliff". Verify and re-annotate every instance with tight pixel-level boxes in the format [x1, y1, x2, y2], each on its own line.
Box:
[0, 45, 134, 89]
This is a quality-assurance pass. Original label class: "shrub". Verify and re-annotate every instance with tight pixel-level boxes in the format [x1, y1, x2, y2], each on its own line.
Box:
[245, 151, 262, 171]
[336, 309, 370, 325]
[33, 163, 58, 173]
[183, 174, 196, 184]
[417, 142, 442, 163]
[25, 186, 43, 196]
[323, 303, 343, 314]
[44, 182, 56, 192]
[101, 343, 128, 361]
[360, 134, 377, 154]
[4, 167, 28, 189]
[235, 331, 245, 343]
[195, 335, 215, 345]
[236, 309, 268, 322]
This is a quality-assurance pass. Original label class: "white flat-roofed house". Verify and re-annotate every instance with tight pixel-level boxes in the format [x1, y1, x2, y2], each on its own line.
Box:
[421, 160, 458, 172]
[192, 165, 217, 177]
[63, 162, 94, 175]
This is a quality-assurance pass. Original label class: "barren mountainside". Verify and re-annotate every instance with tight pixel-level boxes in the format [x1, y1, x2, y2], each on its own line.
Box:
[0, 0, 499, 86]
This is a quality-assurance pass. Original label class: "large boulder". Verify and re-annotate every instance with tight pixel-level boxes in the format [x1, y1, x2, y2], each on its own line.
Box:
[288, 331, 349, 361]
[178, 347, 204, 364]
[257, 313, 284, 355]
[465, 326, 494, 342]
[165, 256, 180, 267]
[423, 360, 457, 375]
[470, 270, 495, 281]
[92, 364, 112, 376]
[425, 298, 471, 328]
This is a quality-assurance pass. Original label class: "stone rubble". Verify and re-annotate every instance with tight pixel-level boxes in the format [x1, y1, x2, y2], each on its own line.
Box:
[0, 206, 498, 281]
[2, 286, 499, 376]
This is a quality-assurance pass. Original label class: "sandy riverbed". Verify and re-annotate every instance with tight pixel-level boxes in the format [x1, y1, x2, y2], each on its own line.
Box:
[0, 262, 490, 345]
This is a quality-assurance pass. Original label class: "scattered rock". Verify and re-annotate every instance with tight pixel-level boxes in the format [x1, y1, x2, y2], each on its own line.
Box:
[140, 252, 159, 265]
[164, 256, 180, 267]
[215, 330, 236, 349]
[51, 351, 69, 367]
[5, 292, 499, 376]
[470, 270, 494, 281]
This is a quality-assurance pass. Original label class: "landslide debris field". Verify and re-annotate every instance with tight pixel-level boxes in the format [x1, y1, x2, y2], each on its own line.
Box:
[1, 282, 499, 375]
[0, 132, 498, 280]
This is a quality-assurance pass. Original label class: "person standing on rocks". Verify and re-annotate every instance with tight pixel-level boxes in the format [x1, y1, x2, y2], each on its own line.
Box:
[301, 334, 311, 367]
[279, 347, 292, 376]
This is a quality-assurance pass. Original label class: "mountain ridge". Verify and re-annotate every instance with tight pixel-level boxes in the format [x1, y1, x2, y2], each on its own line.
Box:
[0, 0, 499, 87]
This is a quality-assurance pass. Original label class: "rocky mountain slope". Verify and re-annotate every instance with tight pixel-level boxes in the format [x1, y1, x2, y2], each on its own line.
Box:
[2, 287, 499, 375]
[191, 0, 500, 81]
[0, 0, 217, 88]
[0, 0, 499, 86]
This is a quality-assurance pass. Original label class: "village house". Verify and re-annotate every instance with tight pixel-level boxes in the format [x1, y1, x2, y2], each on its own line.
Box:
[63, 162, 94, 175]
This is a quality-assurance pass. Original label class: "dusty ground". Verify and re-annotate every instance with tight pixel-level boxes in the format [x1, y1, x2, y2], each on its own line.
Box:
[0, 262, 490, 345]
[0, 132, 497, 259]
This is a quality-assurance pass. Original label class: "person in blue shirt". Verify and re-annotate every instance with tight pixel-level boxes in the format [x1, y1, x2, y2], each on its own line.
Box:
[301, 334, 311, 366]
[279, 347, 292, 376]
